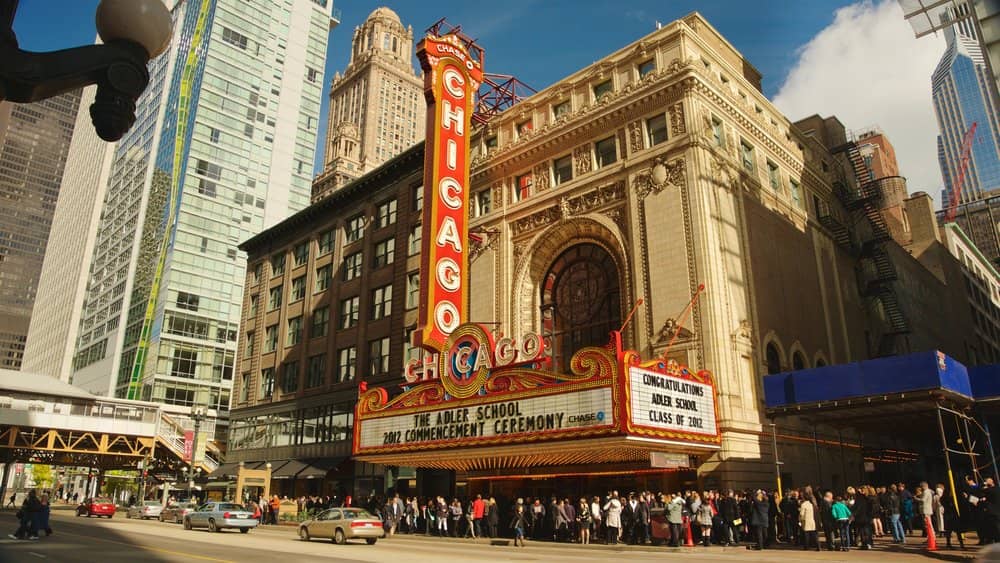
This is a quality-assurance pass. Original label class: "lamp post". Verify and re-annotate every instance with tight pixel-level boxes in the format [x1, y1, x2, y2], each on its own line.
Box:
[770, 422, 784, 500]
[0, 0, 172, 141]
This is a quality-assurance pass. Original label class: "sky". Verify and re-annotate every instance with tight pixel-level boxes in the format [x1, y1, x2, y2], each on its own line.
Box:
[12, 0, 946, 194]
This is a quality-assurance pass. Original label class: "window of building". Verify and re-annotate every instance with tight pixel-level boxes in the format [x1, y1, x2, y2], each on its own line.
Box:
[345, 214, 365, 243]
[369, 337, 390, 375]
[516, 119, 533, 137]
[282, 361, 299, 393]
[408, 224, 422, 255]
[485, 136, 498, 153]
[306, 355, 326, 388]
[593, 79, 613, 101]
[767, 161, 780, 191]
[553, 100, 571, 119]
[646, 114, 667, 147]
[306, 67, 318, 83]
[337, 347, 356, 382]
[244, 332, 254, 358]
[372, 285, 392, 320]
[412, 185, 423, 212]
[711, 116, 724, 147]
[473, 190, 491, 217]
[286, 316, 302, 347]
[195, 159, 222, 180]
[406, 272, 420, 309]
[198, 179, 216, 197]
[789, 179, 802, 208]
[514, 173, 532, 202]
[260, 368, 274, 399]
[318, 229, 334, 255]
[552, 154, 573, 185]
[375, 199, 397, 228]
[765, 343, 781, 375]
[264, 324, 278, 352]
[311, 306, 329, 338]
[290, 276, 305, 302]
[340, 296, 359, 329]
[315, 264, 331, 293]
[343, 251, 363, 281]
[595, 136, 617, 168]
[404, 327, 422, 363]
[740, 140, 755, 173]
[268, 286, 282, 310]
[170, 348, 198, 379]
[176, 291, 200, 312]
[637, 59, 656, 78]
[293, 242, 309, 266]
[222, 27, 248, 50]
[373, 238, 395, 269]
[792, 351, 806, 371]
[270, 254, 285, 277]
[209, 127, 220, 143]
[252, 263, 262, 285]
[248, 295, 258, 317]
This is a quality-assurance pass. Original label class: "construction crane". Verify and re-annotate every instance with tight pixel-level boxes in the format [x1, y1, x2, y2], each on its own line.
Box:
[944, 121, 978, 223]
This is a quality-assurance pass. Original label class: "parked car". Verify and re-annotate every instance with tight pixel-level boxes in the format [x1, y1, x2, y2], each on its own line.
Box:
[126, 500, 164, 520]
[76, 497, 116, 518]
[183, 502, 257, 533]
[298, 507, 382, 545]
[159, 502, 198, 523]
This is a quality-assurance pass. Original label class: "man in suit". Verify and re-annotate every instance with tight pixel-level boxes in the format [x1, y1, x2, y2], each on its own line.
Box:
[981, 477, 1000, 544]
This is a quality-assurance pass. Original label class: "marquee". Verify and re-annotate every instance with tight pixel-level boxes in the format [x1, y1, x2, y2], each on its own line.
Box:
[353, 328, 721, 468]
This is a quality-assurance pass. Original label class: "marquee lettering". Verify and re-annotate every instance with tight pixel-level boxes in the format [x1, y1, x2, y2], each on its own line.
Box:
[415, 35, 483, 352]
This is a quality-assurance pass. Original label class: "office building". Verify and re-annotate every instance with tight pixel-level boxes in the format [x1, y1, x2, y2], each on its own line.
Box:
[65, 0, 338, 442]
[0, 92, 81, 370]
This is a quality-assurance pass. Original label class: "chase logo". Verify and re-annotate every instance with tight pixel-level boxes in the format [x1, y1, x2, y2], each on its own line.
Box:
[569, 411, 606, 424]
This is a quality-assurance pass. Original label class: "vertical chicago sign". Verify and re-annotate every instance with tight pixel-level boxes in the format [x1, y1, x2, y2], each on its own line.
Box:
[415, 35, 483, 352]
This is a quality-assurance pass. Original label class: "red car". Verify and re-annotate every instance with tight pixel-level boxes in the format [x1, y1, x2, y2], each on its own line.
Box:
[76, 497, 116, 518]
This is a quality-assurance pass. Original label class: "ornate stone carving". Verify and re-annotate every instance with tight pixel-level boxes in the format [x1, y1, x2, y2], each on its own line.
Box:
[633, 157, 686, 199]
[668, 102, 686, 136]
[469, 228, 499, 262]
[492, 184, 504, 207]
[512, 206, 560, 236]
[656, 317, 694, 344]
[573, 145, 592, 176]
[533, 163, 550, 192]
[604, 206, 628, 234]
[710, 156, 738, 192]
[627, 120, 643, 154]
[565, 180, 626, 216]
[733, 319, 752, 341]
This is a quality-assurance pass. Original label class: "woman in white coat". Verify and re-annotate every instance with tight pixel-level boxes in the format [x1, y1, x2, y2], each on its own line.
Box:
[603, 492, 622, 545]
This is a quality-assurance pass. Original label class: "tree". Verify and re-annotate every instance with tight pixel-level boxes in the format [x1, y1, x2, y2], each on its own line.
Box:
[31, 464, 53, 489]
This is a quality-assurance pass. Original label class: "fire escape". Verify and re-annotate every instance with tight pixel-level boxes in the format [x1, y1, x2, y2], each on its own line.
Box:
[822, 141, 910, 357]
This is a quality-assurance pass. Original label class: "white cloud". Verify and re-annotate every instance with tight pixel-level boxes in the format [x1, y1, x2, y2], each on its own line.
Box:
[773, 0, 945, 199]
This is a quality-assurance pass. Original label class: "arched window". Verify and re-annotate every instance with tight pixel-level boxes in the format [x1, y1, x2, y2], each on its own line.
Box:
[792, 351, 806, 371]
[765, 342, 781, 375]
[540, 243, 621, 371]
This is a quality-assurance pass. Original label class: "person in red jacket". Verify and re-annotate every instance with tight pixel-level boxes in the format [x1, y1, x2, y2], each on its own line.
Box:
[472, 494, 486, 538]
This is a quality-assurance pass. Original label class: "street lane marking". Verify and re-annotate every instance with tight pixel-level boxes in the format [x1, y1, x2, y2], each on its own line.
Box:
[57, 530, 236, 563]
[28, 552, 45, 558]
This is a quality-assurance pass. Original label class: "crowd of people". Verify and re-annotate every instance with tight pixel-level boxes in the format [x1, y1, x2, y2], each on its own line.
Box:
[350, 475, 1000, 550]
[7, 490, 52, 541]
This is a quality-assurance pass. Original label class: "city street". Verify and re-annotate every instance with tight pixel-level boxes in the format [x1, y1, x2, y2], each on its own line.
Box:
[0, 508, 982, 563]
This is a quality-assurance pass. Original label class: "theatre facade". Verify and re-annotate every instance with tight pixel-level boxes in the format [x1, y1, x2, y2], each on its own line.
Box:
[226, 12, 987, 499]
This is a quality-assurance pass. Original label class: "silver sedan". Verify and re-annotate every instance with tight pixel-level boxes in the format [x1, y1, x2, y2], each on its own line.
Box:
[298, 508, 383, 545]
[159, 502, 198, 523]
[183, 502, 258, 533]
[126, 501, 164, 520]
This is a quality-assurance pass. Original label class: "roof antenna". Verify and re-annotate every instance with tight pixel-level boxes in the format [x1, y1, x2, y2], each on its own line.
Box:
[655, 21, 662, 30]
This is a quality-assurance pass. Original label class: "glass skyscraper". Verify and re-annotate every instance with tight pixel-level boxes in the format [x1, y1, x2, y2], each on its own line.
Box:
[932, 25, 1000, 205]
[65, 0, 338, 434]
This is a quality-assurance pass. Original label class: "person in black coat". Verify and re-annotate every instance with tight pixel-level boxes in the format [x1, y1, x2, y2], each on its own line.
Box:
[851, 486, 875, 550]
[747, 491, 769, 550]
[719, 490, 741, 546]
[981, 478, 1000, 544]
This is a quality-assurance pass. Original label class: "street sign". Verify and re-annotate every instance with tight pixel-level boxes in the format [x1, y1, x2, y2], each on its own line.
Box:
[650, 452, 690, 468]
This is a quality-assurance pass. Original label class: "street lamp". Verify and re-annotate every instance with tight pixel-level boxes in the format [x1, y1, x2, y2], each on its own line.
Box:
[0, 0, 172, 141]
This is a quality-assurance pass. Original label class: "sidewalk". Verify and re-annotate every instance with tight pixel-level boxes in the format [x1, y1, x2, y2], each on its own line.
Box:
[249, 523, 980, 561]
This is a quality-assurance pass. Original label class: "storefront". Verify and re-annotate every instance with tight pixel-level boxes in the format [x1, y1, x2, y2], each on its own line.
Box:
[353, 325, 721, 498]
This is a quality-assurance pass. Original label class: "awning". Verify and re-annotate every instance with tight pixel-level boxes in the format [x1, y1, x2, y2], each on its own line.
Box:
[296, 457, 345, 479]
[270, 459, 308, 480]
[208, 460, 266, 478]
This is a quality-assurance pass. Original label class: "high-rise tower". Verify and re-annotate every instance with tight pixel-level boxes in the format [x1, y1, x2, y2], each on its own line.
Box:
[932, 25, 1000, 205]
[314, 7, 423, 201]
[0, 92, 81, 370]
[63, 0, 337, 436]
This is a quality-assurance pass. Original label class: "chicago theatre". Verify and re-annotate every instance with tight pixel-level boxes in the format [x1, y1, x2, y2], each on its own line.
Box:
[222, 12, 987, 500]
